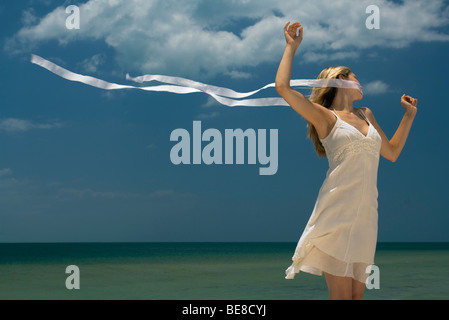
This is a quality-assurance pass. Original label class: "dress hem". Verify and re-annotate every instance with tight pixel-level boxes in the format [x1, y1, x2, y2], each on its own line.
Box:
[285, 242, 374, 284]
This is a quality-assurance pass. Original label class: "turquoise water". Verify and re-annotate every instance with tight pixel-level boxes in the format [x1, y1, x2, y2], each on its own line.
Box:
[0, 242, 448, 300]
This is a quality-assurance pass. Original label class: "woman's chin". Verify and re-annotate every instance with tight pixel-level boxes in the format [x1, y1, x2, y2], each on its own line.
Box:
[355, 92, 364, 101]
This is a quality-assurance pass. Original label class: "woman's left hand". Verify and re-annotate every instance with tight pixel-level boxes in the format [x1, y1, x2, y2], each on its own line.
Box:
[401, 94, 418, 115]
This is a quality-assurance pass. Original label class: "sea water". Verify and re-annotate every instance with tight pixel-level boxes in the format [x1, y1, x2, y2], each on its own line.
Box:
[0, 242, 448, 300]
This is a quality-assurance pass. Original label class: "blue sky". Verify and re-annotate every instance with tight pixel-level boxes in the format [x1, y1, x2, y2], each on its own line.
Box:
[0, 0, 448, 242]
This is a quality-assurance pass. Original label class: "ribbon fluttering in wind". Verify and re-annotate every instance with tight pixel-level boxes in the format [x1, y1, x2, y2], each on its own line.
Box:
[31, 54, 362, 107]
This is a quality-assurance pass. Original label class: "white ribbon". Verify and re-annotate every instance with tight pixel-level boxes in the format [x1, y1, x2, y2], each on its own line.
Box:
[31, 54, 362, 107]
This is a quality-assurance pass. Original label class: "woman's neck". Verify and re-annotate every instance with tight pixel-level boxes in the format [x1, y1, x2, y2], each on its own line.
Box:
[331, 93, 355, 113]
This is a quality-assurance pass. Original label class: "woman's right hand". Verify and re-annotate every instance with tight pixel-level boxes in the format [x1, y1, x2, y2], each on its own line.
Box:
[283, 21, 303, 49]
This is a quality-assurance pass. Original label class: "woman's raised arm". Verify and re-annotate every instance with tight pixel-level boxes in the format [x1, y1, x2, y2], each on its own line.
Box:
[275, 22, 332, 129]
[363, 95, 417, 162]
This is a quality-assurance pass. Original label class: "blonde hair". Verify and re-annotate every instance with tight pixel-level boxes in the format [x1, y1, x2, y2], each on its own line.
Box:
[307, 66, 352, 157]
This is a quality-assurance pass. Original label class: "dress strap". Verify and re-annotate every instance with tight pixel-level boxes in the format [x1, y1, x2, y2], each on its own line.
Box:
[329, 108, 340, 119]
[358, 108, 370, 125]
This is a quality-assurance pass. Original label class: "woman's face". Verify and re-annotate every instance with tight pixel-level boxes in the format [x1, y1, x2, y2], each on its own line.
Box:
[347, 73, 364, 100]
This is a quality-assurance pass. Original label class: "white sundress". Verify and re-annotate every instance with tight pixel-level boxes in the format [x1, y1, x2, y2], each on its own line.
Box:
[285, 108, 382, 283]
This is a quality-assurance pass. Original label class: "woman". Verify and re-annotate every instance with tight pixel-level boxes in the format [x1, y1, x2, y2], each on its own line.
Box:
[276, 22, 417, 300]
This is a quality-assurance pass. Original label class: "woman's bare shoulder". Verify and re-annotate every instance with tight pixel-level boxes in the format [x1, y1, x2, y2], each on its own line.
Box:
[360, 107, 377, 122]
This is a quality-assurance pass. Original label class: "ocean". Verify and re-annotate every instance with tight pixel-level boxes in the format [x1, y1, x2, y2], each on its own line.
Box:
[0, 242, 448, 300]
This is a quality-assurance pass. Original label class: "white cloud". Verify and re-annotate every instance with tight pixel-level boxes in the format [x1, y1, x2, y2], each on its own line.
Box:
[224, 70, 252, 79]
[0, 168, 13, 178]
[0, 118, 63, 133]
[196, 111, 220, 120]
[78, 53, 106, 73]
[302, 51, 360, 63]
[59, 187, 175, 199]
[363, 80, 389, 95]
[21, 8, 38, 26]
[6, 0, 449, 79]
